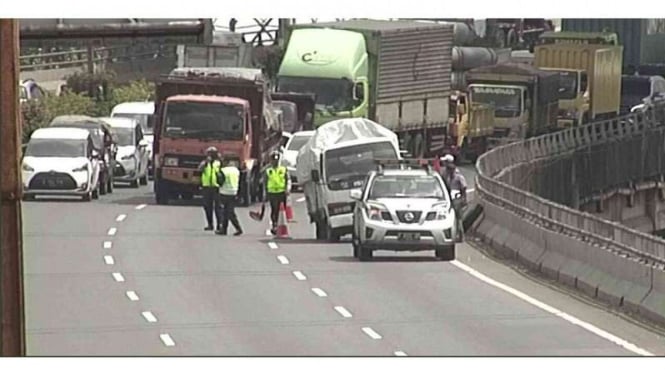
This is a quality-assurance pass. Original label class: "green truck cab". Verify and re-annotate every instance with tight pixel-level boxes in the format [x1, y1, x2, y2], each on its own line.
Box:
[277, 20, 454, 158]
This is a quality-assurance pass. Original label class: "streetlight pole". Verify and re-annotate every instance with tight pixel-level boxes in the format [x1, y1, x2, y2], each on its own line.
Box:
[0, 18, 26, 357]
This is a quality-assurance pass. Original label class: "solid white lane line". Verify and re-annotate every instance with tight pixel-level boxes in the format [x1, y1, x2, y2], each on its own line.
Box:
[334, 306, 353, 318]
[103, 241, 112, 249]
[362, 327, 382, 340]
[103, 255, 115, 265]
[277, 255, 290, 265]
[296, 197, 306, 203]
[126, 291, 139, 301]
[468, 188, 475, 193]
[142, 311, 158, 323]
[293, 271, 307, 281]
[112, 273, 125, 282]
[394, 351, 408, 357]
[450, 260, 654, 356]
[135, 204, 147, 210]
[311, 288, 328, 297]
[107, 227, 117, 236]
[116, 214, 127, 222]
[268, 242, 279, 250]
[160, 334, 176, 347]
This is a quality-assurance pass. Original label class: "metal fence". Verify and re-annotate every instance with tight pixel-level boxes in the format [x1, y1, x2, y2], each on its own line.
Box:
[476, 103, 665, 264]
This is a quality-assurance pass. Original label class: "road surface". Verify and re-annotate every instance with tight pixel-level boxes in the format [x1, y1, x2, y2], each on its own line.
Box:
[22, 167, 665, 355]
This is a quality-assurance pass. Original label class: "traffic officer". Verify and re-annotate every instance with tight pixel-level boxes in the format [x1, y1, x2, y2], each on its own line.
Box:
[216, 157, 243, 236]
[265, 151, 290, 235]
[198, 146, 223, 231]
[441, 154, 468, 204]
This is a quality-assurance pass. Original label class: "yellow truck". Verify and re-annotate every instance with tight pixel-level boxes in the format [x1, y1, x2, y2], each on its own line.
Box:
[445, 91, 495, 163]
[534, 41, 623, 126]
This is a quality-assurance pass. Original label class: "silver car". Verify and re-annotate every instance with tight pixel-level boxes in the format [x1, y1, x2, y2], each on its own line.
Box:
[349, 164, 464, 261]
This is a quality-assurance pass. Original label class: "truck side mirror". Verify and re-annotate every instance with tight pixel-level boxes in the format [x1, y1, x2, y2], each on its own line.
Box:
[311, 169, 321, 183]
[353, 82, 365, 101]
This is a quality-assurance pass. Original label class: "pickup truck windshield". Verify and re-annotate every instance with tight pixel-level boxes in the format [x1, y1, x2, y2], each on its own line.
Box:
[369, 175, 446, 199]
[470, 86, 522, 118]
[324, 141, 397, 190]
[26, 139, 86, 158]
[278, 76, 354, 112]
[164, 101, 244, 140]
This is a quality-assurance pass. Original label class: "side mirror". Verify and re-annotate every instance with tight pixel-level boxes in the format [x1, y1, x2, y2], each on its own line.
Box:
[353, 82, 365, 101]
[349, 189, 362, 200]
[311, 169, 321, 183]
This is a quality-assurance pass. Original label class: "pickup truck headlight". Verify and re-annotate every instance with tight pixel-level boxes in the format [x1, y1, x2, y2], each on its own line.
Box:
[22, 163, 34, 172]
[366, 203, 389, 221]
[164, 157, 178, 167]
[72, 164, 88, 172]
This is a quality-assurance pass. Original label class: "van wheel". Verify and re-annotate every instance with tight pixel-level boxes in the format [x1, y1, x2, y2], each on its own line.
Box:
[435, 245, 456, 261]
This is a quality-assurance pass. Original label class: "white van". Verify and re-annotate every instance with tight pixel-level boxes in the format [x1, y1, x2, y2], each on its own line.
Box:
[111, 102, 155, 175]
[101, 117, 150, 188]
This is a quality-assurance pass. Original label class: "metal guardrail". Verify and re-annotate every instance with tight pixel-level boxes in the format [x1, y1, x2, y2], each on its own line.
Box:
[475, 103, 665, 265]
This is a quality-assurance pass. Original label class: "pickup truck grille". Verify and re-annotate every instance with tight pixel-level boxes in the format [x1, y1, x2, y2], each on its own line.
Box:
[395, 210, 422, 223]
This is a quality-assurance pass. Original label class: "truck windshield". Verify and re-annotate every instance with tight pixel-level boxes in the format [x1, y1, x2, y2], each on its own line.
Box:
[470, 86, 522, 118]
[278, 76, 354, 112]
[163, 101, 244, 140]
[324, 141, 397, 190]
[369, 175, 446, 199]
[556, 71, 580, 100]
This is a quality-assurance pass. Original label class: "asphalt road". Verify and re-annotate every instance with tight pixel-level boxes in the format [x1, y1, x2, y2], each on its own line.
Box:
[22, 168, 665, 356]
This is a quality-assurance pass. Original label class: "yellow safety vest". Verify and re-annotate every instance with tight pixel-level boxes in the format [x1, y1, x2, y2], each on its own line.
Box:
[219, 166, 240, 196]
[266, 166, 287, 193]
[201, 160, 221, 187]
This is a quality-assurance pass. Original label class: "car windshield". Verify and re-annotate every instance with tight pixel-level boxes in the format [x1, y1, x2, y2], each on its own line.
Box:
[286, 135, 311, 151]
[324, 142, 397, 183]
[113, 113, 153, 135]
[369, 175, 446, 199]
[278, 76, 354, 112]
[113, 127, 134, 146]
[25, 138, 86, 158]
[164, 101, 244, 140]
[51, 123, 104, 150]
[273, 101, 298, 133]
[470, 86, 522, 118]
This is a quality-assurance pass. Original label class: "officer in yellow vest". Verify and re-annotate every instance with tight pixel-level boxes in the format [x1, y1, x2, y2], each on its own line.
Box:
[198, 146, 222, 231]
[216, 157, 243, 236]
[265, 151, 290, 235]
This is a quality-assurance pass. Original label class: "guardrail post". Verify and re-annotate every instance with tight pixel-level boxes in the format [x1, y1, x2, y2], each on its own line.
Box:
[0, 19, 26, 357]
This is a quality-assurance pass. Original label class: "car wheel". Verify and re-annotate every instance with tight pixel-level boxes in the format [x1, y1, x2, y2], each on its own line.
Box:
[130, 179, 139, 188]
[435, 245, 456, 261]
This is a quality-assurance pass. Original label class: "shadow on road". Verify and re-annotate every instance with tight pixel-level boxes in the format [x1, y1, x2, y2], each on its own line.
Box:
[329, 255, 442, 263]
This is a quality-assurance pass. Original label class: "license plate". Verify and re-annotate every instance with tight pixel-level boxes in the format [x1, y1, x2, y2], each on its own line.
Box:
[398, 233, 420, 241]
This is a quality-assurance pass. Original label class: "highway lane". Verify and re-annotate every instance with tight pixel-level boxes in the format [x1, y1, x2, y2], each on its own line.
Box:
[22, 180, 665, 355]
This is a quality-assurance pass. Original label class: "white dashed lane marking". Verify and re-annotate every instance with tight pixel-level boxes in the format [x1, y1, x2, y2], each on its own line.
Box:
[142, 311, 158, 323]
[116, 214, 127, 222]
[450, 260, 654, 356]
[394, 351, 407, 356]
[311, 288, 327, 297]
[292, 271, 307, 281]
[107, 227, 117, 236]
[160, 334, 176, 347]
[103, 241, 112, 249]
[135, 204, 147, 210]
[296, 197, 306, 203]
[112, 273, 125, 282]
[126, 291, 140, 301]
[268, 242, 279, 250]
[362, 327, 382, 340]
[334, 306, 353, 318]
[277, 255, 290, 265]
[103, 255, 115, 265]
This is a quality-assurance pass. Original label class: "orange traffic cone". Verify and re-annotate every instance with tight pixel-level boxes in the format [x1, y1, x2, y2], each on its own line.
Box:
[275, 202, 291, 239]
[285, 194, 296, 223]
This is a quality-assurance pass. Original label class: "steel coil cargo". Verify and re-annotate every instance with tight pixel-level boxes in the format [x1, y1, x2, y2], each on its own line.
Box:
[452, 47, 511, 70]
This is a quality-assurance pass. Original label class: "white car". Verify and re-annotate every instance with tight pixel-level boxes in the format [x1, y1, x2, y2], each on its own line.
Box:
[281, 130, 314, 189]
[111, 102, 155, 175]
[22, 127, 102, 201]
[103, 117, 150, 188]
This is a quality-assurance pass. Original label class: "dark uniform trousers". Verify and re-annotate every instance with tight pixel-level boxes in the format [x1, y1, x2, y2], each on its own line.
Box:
[202, 187, 222, 228]
[220, 194, 242, 233]
[267, 192, 287, 228]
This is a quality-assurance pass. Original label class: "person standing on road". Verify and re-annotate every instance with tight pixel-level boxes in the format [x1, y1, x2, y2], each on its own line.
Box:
[216, 157, 243, 236]
[198, 146, 223, 231]
[265, 151, 290, 235]
[441, 154, 468, 204]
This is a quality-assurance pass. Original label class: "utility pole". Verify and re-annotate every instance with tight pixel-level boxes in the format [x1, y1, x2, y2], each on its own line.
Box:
[0, 19, 26, 357]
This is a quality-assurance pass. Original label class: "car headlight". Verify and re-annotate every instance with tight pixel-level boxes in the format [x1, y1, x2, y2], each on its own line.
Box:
[366, 203, 388, 221]
[164, 157, 178, 167]
[22, 163, 34, 172]
[72, 165, 88, 172]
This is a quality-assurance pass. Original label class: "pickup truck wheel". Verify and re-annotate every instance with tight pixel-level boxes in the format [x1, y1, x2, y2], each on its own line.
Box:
[435, 245, 455, 261]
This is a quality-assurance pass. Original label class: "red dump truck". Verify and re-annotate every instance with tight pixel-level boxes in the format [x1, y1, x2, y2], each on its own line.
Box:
[152, 67, 282, 206]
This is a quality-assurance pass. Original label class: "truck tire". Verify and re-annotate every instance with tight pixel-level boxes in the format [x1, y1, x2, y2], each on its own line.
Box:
[435, 245, 456, 261]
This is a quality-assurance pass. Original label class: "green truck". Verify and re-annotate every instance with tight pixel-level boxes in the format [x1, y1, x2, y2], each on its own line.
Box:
[276, 19, 454, 158]
[465, 62, 560, 147]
